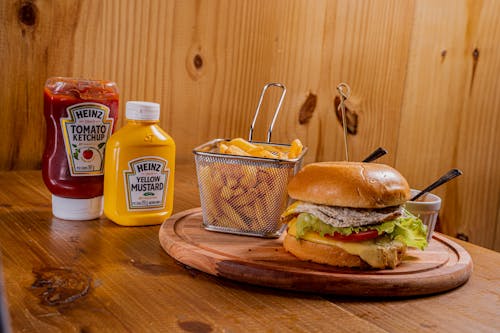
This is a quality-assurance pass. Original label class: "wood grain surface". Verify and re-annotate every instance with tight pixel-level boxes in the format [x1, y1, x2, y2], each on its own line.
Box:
[159, 208, 473, 297]
[0, 0, 498, 251]
[0, 165, 499, 332]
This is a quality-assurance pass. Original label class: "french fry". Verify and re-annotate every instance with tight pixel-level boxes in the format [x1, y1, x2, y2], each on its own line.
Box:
[220, 185, 233, 200]
[260, 145, 289, 154]
[219, 138, 304, 160]
[235, 201, 255, 220]
[225, 164, 245, 181]
[240, 168, 257, 189]
[259, 146, 288, 159]
[278, 151, 288, 159]
[219, 143, 229, 153]
[226, 145, 251, 156]
[210, 165, 226, 191]
[256, 169, 273, 186]
[288, 139, 303, 159]
[204, 197, 221, 223]
[199, 168, 223, 221]
[225, 174, 238, 189]
[247, 147, 276, 159]
[228, 138, 258, 151]
[230, 188, 256, 208]
[254, 200, 268, 232]
[219, 200, 248, 230]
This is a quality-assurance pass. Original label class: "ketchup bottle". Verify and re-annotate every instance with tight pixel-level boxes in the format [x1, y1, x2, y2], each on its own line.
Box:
[42, 77, 119, 220]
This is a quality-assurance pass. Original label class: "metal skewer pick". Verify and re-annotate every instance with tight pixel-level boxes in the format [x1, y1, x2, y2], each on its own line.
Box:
[337, 83, 351, 161]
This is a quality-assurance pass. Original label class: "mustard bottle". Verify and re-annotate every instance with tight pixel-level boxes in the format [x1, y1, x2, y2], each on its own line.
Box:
[104, 101, 175, 226]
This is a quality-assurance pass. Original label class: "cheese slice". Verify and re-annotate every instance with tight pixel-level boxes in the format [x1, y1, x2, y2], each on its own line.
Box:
[287, 219, 404, 268]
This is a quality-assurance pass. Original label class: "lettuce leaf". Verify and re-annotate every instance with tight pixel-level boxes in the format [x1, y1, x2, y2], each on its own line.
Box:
[390, 214, 428, 250]
[294, 209, 428, 250]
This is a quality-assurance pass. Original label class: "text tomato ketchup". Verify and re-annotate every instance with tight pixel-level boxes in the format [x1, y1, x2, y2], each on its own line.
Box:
[42, 77, 119, 220]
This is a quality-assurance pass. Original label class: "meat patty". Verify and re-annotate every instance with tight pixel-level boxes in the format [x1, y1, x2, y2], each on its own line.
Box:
[288, 202, 404, 228]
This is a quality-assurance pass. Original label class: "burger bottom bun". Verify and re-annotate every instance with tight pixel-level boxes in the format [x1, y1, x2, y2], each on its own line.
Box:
[283, 233, 406, 269]
[283, 233, 365, 268]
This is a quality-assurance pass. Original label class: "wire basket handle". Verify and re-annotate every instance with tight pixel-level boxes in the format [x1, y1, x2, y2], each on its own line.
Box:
[248, 83, 287, 143]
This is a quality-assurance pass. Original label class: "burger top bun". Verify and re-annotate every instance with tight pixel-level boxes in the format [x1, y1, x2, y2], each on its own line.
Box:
[287, 161, 410, 208]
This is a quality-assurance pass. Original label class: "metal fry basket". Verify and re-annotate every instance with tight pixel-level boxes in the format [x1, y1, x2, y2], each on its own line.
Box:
[193, 83, 307, 238]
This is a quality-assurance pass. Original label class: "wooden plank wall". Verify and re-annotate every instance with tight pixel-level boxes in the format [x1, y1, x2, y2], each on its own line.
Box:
[0, 0, 499, 250]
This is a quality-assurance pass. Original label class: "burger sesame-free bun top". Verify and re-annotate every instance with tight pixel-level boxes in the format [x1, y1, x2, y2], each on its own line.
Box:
[287, 161, 410, 208]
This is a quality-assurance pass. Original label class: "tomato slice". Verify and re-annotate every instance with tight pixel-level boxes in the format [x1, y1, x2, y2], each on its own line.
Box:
[324, 229, 380, 242]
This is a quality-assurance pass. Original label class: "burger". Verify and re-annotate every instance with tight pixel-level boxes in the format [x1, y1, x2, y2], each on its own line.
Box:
[280, 162, 428, 269]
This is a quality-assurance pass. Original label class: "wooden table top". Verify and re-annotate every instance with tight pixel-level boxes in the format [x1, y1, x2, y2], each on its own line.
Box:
[0, 163, 499, 332]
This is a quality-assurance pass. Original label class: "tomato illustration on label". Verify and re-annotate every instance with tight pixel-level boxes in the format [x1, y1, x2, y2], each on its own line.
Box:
[82, 149, 93, 160]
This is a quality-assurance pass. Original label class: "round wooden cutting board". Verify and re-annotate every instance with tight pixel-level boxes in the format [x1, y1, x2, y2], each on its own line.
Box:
[159, 208, 473, 297]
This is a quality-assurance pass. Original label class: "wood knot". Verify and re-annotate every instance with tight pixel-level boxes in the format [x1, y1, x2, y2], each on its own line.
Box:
[441, 49, 447, 63]
[298, 93, 317, 124]
[334, 95, 358, 135]
[186, 48, 205, 80]
[31, 267, 91, 306]
[470, 48, 480, 94]
[193, 54, 203, 69]
[472, 48, 479, 60]
[18, 1, 38, 26]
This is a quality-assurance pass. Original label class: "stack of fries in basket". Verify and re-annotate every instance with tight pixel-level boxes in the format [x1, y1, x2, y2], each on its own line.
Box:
[197, 137, 304, 234]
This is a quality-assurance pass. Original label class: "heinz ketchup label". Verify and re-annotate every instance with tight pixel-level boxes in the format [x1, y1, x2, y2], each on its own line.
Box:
[60, 103, 114, 176]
